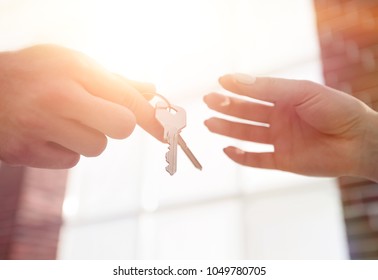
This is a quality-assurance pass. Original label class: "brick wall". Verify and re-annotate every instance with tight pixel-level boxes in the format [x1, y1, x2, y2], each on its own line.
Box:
[314, 0, 378, 259]
[0, 164, 68, 259]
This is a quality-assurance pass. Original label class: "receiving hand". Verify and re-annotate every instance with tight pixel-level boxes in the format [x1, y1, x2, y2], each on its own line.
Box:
[204, 73, 378, 181]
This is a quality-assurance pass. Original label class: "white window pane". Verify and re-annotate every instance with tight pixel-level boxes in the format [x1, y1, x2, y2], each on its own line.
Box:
[137, 200, 244, 259]
[65, 132, 144, 221]
[58, 218, 138, 259]
[231, 0, 319, 74]
[245, 182, 349, 259]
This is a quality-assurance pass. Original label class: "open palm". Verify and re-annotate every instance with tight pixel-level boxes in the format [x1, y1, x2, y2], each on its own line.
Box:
[204, 74, 375, 178]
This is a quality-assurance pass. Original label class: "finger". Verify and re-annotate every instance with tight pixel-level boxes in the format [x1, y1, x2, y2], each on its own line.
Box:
[113, 74, 156, 97]
[76, 60, 164, 141]
[113, 81, 164, 141]
[220, 73, 370, 135]
[27, 142, 80, 169]
[76, 93, 136, 139]
[203, 93, 272, 124]
[219, 73, 320, 104]
[0, 138, 80, 169]
[45, 119, 108, 157]
[123, 78, 156, 95]
[141, 92, 155, 101]
[204, 117, 271, 144]
[224, 146, 276, 169]
[51, 84, 136, 139]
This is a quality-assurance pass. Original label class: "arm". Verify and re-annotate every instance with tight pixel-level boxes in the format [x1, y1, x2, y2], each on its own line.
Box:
[204, 73, 378, 182]
[0, 44, 163, 169]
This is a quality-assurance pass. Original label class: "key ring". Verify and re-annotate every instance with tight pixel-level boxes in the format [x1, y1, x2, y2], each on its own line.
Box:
[143, 92, 173, 110]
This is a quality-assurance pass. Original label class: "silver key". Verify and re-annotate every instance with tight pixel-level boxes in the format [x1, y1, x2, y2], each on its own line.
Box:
[178, 135, 202, 171]
[155, 102, 186, 175]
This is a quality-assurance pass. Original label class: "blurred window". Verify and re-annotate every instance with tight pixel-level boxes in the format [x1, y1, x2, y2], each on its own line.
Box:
[0, 0, 348, 259]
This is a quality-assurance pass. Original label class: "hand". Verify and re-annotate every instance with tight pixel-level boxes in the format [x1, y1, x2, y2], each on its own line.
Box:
[204, 73, 378, 181]
[0, 44, 163, 169]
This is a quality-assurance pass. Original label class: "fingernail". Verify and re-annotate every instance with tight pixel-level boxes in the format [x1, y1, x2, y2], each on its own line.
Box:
[233, 73, 256, 85]
[203, 94, 210, 103]
[204, 119, 213, 129]
[204, 93, 231, 107]
[223, 147, 231, 154]
[204, 118, 220, 132]
[224, 146, 245, 155]
[219, 96, 231, 107]
[234, 147, 245, 155]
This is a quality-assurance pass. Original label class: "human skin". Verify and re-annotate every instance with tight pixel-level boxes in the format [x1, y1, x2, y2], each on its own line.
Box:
[0, 44, 163, 169]
[204, 73, 378, 182]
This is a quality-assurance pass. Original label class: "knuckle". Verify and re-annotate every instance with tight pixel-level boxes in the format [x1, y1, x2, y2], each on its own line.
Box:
[112, 115, 136, 139]
[63, 153, 81, 168]
[58, 49, 94, 79]
[100, 106, 137, 140]
[21, 44, 84, 73]
[15, 113, 45, 132]
[59, 53, 87, 73]
[29, 44, 89, 76]
[261, 77, 288, 91]
[264, 77, 280, 87]
[86, 134, 108, 157]
[36, 84, 75, 112]
[297, 79, 319, 92]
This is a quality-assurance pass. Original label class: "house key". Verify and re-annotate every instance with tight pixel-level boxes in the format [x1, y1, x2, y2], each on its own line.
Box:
[155, 101, 202, 175]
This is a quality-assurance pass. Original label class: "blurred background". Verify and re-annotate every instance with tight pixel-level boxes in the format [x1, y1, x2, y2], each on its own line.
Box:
[0, 0, 377, 259]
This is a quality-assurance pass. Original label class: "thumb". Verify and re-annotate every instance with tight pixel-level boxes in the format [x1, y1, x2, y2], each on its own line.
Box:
[219, 73, 367, 135]
[78, 62, 164, 141]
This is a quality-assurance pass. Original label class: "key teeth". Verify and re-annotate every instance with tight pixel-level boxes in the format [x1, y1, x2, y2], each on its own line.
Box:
[165, 166, 174, 176]
[165, 144, 171, 161]
[165, 151, 173, 175]
[165, 151, 173, 164]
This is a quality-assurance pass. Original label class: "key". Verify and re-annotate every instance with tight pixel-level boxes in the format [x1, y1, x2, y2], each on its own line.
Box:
[178, 135, 202, 171]
[155, 102, 186, 175]
[155, 101, 203, 175]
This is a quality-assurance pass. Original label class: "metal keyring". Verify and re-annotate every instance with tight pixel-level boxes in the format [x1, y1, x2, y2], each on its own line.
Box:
[145, 92, 173, 110]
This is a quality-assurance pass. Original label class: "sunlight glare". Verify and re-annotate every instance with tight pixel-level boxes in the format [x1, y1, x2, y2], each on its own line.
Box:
[86, 0, 222, 86]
